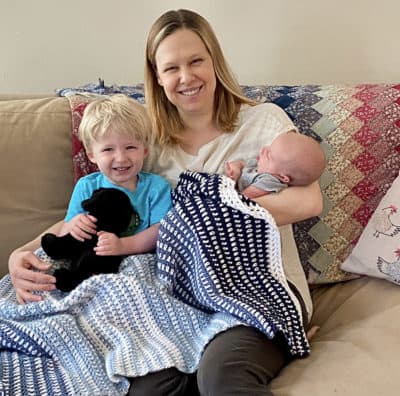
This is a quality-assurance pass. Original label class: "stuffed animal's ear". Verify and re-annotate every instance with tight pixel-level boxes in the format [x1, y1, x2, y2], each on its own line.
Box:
[80, 188, 135, 234]
[82, 188, 106, 211]
[81, 188, 134, 223]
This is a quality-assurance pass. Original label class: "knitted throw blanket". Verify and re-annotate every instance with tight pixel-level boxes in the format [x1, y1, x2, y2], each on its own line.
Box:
[0, 253, 240, 396]
[0, 171, 309, 395]
[158, 171, 309, 357]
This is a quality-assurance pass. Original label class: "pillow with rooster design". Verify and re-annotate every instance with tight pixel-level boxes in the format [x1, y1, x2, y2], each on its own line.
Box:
[341, 172, 400, 285]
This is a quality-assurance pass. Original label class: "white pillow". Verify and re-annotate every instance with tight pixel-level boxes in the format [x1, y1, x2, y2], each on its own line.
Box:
[341, 172, 400, 285]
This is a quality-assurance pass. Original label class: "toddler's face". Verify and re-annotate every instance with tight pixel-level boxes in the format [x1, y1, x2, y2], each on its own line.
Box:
[87, 129, 148, 191]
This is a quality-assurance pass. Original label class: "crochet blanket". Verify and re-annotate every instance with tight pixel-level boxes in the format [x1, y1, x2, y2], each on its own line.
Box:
[0, 172, 309, 396]
[0, 254, 240, 396]
[158, 171, 309, 356]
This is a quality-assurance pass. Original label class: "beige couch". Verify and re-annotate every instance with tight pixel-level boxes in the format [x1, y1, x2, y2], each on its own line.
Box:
[0, 96, 74, 275]
[1, 89, 400, 395]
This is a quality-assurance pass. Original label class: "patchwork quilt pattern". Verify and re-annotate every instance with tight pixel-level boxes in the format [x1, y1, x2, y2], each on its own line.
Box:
[59, 82, 400, 284]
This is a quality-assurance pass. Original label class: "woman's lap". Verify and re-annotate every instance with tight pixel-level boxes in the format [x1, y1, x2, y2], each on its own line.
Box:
[128, 325, 288, 396]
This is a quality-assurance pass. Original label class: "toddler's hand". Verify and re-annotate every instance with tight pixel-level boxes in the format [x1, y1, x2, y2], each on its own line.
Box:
[64, 214, 97, 242]
[95, 231, 122, 256]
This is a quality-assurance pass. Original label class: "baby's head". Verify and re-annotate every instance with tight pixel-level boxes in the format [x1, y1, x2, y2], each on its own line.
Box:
[257, 131, 325, 186]
[78, 94, 151, 151]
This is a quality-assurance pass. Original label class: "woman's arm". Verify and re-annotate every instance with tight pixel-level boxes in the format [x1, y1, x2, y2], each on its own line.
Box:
[253, 181, 323, 226]
[8, 220, 63, 304]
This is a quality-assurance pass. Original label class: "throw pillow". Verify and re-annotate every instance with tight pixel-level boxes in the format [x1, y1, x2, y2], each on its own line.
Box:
[341, 173, 400, 284]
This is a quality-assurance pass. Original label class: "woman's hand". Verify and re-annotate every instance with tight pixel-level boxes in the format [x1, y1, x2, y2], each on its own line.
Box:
[8, 249, 56, 304]
[61, 214, 97, 241]
[8, 220, 63, 304]
[254, 181, 323, 226]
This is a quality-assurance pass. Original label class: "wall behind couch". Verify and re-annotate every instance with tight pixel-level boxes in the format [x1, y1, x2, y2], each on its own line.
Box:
[1, 0, 400, 94]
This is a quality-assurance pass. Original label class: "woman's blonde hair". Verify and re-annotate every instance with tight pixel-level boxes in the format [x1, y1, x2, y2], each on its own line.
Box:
[79, 94, 151, 150]
[145, 9, 256, 146]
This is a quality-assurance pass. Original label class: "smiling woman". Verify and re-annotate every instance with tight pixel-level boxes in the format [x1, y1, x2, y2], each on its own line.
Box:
[132, 8, 323, 396]
[155, 29, 219, 155]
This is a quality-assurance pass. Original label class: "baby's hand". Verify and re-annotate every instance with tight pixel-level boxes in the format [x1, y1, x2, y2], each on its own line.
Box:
[94, 231, 122, 256]
[225, 161, 234, 178]
[225, 160, 243, 181]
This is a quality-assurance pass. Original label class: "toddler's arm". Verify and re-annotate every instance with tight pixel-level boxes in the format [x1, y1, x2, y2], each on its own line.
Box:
[94, 223, 160, 256]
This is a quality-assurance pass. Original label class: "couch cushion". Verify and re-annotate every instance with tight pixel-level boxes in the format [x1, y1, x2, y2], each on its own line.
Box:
[0, 97, 74, 275]
[271, 277, 400, 395]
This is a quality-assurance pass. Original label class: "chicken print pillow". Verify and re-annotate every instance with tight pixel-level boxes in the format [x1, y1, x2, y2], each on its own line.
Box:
[341, 172, 400, 285]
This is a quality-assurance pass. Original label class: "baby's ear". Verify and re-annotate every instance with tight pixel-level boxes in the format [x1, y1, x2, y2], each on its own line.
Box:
[278, 174, 290, 184]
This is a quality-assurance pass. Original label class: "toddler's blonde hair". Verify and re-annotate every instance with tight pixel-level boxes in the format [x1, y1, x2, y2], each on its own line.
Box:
[78, 94, 151, 150]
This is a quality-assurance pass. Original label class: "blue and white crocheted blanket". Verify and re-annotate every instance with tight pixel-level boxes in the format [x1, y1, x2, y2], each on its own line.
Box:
[0, 171, 309, 396]
[158, 172, 309, 355]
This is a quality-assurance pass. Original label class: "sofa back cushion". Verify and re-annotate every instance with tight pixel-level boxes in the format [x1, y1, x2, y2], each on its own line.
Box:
[0, 97, 74, 276]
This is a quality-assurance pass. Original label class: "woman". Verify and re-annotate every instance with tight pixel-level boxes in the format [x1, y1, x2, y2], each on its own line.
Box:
[8, 9, 322, 396]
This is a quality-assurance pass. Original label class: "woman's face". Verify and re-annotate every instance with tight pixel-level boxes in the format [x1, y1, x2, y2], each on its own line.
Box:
[155, 28, 217, 118]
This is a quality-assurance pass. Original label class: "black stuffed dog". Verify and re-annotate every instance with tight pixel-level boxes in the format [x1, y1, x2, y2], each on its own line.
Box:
[41, 187, 137, 292]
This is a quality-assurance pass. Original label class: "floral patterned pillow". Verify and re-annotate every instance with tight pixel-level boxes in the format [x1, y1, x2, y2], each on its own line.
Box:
[341, 173, 400, 284]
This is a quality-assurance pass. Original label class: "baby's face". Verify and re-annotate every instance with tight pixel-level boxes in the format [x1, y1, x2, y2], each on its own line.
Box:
[257, 144, 281, 175]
